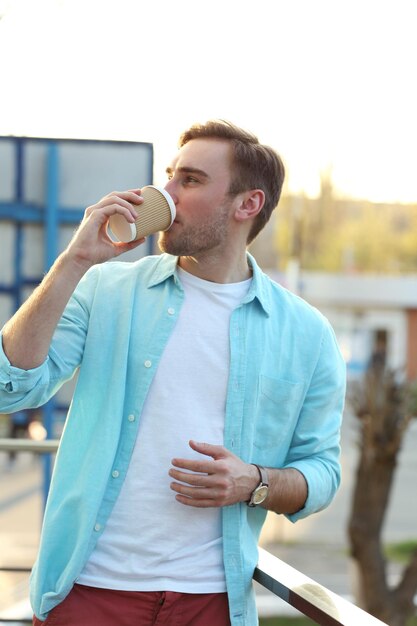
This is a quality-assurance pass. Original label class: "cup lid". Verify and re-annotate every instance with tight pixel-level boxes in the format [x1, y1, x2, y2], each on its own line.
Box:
[146, 185, 176, 227]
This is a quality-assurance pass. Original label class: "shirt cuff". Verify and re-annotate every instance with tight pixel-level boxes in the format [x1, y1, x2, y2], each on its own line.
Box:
[283, 459, 339, 523]
[0, 332, 47, 394]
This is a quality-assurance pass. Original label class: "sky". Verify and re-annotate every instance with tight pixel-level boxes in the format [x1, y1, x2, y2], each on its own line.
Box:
[0, 0, 416, 203]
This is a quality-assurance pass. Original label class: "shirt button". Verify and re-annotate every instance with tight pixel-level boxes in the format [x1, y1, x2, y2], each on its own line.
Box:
[128, 414, 135, 422]
[112, 470, 120, 478]
[229, 555, 237, 568]
[94, 523, 101, 532]
[144, 360, 152, 368]
[167, 307, 175, 315]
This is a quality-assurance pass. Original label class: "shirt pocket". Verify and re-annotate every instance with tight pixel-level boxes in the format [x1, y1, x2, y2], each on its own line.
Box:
[253, 375, 304, 452]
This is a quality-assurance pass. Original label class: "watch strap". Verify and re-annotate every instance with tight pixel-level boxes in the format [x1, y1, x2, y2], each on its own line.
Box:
[247, 464, 269, 507]
[253, 464, 269, 487]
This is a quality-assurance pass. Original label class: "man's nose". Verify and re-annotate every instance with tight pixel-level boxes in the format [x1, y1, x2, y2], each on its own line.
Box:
[164, 180, 178, 205]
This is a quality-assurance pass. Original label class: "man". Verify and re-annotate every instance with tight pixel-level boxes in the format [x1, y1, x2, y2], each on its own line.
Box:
[0, 120, 346, 626]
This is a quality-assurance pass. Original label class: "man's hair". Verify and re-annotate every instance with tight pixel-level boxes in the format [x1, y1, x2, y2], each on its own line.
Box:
[179, 120, 285, 244]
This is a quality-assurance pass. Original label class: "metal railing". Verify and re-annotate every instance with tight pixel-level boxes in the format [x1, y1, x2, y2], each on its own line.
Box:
[0, 438, 389, 625]
[0, 438, 60, 454]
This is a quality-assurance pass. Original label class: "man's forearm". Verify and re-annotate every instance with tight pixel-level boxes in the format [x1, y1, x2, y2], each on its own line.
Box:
[2, 252, 91, 370]
[2, 189, 145, 371]
[262, 467, 308, 515]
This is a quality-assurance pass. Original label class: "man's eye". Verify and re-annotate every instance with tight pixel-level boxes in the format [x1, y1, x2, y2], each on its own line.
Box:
[184, 176, 198, 184]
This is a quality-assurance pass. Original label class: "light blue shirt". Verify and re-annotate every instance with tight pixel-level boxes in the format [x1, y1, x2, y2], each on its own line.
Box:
[0, 253, 346, 625]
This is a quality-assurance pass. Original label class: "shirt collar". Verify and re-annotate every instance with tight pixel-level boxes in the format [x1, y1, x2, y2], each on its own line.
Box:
[147, 254, 180, 287]
[146, 252, 271, 317]
[243, 252, 271, 317]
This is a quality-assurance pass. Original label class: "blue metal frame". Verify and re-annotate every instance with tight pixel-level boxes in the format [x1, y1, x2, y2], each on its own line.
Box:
[0, 135, 154, 508]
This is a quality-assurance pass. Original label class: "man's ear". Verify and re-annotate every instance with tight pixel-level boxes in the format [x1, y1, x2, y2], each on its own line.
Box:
[234, 189, 265, 223]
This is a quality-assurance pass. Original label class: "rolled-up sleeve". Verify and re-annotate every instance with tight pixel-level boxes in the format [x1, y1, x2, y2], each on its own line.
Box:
[0, 265, 99, 414]
[0, 336, 61, 412]
[0, 342, 49, 395]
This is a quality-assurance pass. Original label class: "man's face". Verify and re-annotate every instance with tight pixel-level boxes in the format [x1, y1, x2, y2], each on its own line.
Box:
[159, 138, 237, 257]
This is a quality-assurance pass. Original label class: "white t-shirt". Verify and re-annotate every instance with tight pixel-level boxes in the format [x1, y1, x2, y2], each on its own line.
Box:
[78, 267, 252, 592]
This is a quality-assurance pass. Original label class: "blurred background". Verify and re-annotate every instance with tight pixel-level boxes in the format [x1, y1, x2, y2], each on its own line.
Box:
[1, 0, 416, 624]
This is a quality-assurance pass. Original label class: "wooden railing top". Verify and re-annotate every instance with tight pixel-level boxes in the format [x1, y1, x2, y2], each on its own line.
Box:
[254, 547, 388, 626]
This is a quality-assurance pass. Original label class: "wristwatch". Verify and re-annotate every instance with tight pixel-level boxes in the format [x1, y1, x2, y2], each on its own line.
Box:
[247, 464, 269, 507]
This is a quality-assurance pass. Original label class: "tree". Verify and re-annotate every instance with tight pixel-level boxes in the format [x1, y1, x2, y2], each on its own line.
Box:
[348, 365, 417, 626]
[273, 185, 417, 274]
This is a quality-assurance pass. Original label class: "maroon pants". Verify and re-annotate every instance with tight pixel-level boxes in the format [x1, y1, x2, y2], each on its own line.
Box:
[32, 584, 231, 626]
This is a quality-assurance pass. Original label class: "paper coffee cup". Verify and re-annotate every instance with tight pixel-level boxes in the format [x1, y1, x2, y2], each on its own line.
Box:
[108, 186, 176, 243]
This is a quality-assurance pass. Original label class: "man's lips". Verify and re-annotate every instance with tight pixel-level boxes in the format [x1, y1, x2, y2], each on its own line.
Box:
[166, 219, 180, 231]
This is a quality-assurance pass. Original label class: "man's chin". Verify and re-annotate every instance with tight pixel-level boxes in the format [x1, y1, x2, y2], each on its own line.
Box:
[158, 232, 180, 256]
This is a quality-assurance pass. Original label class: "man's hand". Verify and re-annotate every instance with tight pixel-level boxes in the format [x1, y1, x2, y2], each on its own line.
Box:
[65, 189, 146, 270]
[169, 440, 259, 508]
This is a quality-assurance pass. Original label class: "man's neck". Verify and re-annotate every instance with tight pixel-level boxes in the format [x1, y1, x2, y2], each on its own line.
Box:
[178, 252, 252, 284]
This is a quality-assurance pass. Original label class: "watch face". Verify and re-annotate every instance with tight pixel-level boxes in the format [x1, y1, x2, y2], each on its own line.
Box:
[253, 485, 268, 504]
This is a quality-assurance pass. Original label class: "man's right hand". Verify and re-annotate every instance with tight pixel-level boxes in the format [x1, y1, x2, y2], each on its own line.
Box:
[65, 189, 146, 270]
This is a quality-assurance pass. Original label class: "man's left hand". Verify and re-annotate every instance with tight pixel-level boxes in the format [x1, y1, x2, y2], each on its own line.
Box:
[169, 440, 259, 508]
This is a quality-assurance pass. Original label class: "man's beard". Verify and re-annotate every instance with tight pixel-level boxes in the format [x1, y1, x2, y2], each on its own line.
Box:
[158, 206, 230, 257]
